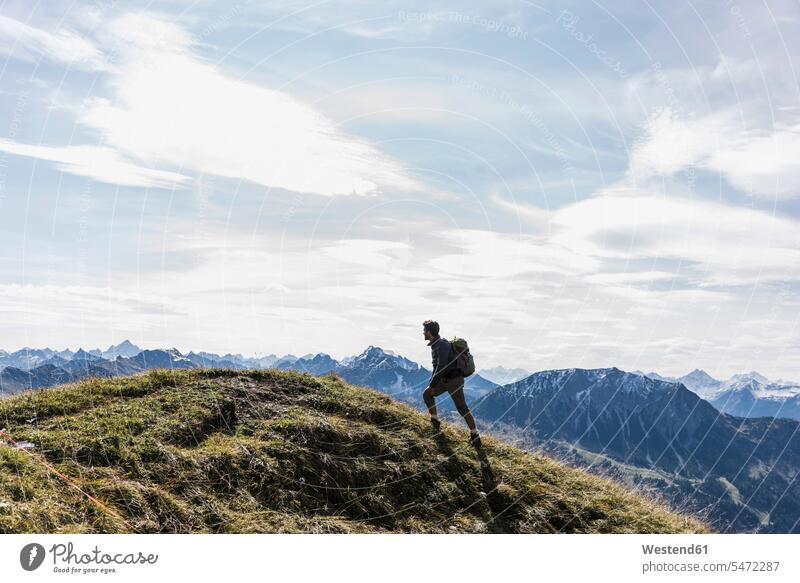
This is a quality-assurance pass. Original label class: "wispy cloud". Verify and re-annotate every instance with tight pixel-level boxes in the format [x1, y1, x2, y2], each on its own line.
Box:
[0, 14, 102, 68]
[584, 270, 677, 285]
[0, 139, 189, 188]
[76, 13, 419, 197]
[0, 12, 419, 196]
[489, 190, 551, 231]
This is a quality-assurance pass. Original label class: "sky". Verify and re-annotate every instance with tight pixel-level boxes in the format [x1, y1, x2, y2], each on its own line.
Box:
[0, 0, 799, 380]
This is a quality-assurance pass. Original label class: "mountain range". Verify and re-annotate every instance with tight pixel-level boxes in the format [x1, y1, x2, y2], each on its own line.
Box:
[634, 369, 800, 421]
[4, 343, 800, 422]
[0, 342, 498, 405]
[473, 368, 800, 533]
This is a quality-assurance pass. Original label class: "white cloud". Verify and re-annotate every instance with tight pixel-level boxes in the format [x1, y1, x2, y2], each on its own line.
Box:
[257, 305, 348, 326]
[707, 124, 800, 198]
[625, 56, 768, 103]
[430, 228, 599, 278]
[709, 56, 764, 84]
[628, 108, 724, 179]
[322, 239, 413, 269]
[0, 139, 189, 188]
[315, 281, 429, 307]
[0, 13, 418, 196]
[0, 283, 185, 322]
[584, 270, 677, 285]
[552, 193, 800, 285]
[0, 14, 101, 68]
[629, 107, 800, 199]
[76, 13, 418, 197]
[489, 190, 551, 231]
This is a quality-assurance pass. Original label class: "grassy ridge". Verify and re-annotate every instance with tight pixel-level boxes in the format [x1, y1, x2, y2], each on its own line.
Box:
[0, 369, 709, 533]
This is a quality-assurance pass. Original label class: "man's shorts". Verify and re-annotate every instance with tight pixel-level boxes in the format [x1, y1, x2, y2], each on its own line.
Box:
[430, 374, 470, 416]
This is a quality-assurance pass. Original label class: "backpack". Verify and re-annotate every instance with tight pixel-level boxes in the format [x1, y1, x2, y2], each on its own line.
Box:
[449, 337, 475, 377]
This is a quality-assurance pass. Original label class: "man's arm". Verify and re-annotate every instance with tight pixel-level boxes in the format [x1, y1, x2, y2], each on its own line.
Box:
[429, 343, 438, 387]
[429, 339, 447, 387]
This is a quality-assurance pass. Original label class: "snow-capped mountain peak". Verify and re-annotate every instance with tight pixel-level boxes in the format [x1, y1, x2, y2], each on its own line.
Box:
[728, 371, 771, 385]
[103, 339, 142, 359]
[343, 346, 420, 371]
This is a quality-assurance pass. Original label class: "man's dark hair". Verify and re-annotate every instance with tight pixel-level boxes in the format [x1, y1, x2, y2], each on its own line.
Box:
[423, 320, 440, 336]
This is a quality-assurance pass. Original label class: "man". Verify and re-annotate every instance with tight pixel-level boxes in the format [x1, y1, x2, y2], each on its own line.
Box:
[421, 320, 482, 449]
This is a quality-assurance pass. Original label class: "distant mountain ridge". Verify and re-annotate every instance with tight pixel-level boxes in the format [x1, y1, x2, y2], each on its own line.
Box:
[0, 342, 498, 406]
[4, 345, 799, 421]
[633, 369, 800, 420]
[478, 366, 531, 385]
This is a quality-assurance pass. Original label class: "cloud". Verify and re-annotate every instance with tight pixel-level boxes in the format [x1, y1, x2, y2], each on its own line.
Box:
[629, 108, 800, 199]
[76, 13, 418, 197]
[0, 14, 101, 68]
[257, 305, 348, 325]
[629, 108, 728, 179]
[584, 270, 677, 285]
[323, 239, 413, 269]
[489, 190, 551, 231]
[0, 139, 189, 188]
[0, 13, 418, 196]
[552, 192, 800, 285]
[707, 124, 800, 198]
[430, 228, 599, 278]
[0, 283, 185, 320]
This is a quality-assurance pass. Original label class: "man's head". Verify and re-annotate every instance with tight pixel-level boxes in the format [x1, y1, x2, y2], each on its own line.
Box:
[422, 320, 440, 342]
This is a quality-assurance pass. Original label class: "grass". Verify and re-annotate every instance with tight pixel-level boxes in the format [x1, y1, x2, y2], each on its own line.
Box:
[0, 369, 710, 533]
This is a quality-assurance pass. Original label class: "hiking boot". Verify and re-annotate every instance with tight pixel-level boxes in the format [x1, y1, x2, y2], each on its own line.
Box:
[429, 417, 442, 433]
[469, 432, 482, 449]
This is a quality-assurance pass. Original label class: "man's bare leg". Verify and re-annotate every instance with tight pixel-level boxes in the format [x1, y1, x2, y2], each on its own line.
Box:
[449, 382, 481, 448]
[422, 386, 437, 418]
[462, 409, 477, 433]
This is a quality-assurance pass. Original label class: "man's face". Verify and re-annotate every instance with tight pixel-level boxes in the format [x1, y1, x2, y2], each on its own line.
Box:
[423, 328, 432, 342]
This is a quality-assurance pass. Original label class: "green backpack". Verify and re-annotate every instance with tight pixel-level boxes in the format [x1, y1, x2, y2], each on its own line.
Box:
[450, 337, 476, 377]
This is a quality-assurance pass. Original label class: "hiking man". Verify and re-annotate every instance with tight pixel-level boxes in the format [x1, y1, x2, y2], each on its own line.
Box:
[421, 320, 482, 448]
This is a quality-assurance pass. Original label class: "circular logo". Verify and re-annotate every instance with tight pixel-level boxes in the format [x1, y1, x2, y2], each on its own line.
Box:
[20, 543, 46, 571]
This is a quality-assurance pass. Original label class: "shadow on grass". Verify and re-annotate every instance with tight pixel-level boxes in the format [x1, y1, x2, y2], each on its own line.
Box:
[431, 430, 524, 533]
